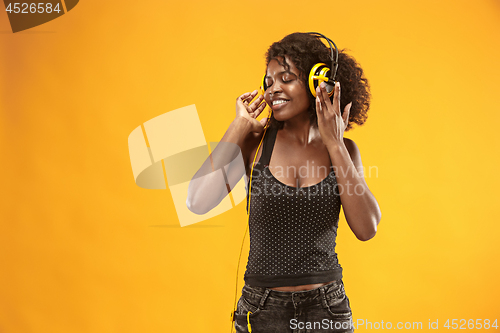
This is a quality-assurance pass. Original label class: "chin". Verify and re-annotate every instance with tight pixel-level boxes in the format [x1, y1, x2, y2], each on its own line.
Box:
[272, 109, 291, 121]
[273, 114, 288, 122]
[273, 109, 309, 123]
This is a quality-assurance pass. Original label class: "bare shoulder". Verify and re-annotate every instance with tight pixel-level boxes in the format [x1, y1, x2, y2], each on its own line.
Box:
[342, 137, 365, 178]
[343, 137, 361, 162]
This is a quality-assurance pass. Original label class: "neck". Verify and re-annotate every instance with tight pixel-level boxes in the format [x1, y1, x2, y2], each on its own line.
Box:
[281, 112, 318, 146]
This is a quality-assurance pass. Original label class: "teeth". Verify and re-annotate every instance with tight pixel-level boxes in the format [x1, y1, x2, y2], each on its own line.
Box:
[273, 100, 288, 106]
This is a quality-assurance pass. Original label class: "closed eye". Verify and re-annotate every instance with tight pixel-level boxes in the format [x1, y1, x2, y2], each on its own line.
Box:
[264, 71, 298, 88]
[282, 72, 297, 83]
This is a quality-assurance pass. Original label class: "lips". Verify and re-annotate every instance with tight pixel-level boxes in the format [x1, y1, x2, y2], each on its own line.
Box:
[271, 98, 290, 111]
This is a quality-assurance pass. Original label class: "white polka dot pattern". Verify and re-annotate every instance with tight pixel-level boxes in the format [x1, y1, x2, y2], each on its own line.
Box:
[243, 127, 343, 287]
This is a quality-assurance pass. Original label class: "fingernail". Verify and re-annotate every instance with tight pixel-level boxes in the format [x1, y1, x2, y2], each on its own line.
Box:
[320, 82, 325, 88]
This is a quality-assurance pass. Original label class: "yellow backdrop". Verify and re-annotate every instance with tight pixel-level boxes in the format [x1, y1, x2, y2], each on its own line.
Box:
[1, 0, 499, 332]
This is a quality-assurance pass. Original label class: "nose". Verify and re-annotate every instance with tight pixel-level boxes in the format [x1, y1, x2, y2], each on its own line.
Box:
[269, 79, 283, 96]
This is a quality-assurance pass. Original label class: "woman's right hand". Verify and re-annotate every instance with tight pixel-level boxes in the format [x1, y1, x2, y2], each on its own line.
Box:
[235, 90, 268, 133]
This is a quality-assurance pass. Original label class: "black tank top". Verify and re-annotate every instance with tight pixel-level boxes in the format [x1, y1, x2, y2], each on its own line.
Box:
[244, 126, 343, 287]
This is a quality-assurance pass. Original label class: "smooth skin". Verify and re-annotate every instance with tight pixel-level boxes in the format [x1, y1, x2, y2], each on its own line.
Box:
[235, 56, 381, 292]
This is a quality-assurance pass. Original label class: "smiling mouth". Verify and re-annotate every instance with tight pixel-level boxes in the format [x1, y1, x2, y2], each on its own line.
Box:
[272, 99, 289, 107]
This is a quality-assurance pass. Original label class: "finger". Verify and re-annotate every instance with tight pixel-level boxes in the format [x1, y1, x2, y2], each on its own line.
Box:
[237, 92, 252, 103]
[331, 82, 341, 116]
[319, 82, 332, 103]
[248, 94, 265, 111]
[243, 90, 259, 104]
[259, 117, 269, 127]
[317, 84, 329, 114]
[320, 81, 340, 117]
[315, 90, 323, 115]
[343, 101, 352, 128]
[343, 102, 352, 123]
[254, 100, 267, 118]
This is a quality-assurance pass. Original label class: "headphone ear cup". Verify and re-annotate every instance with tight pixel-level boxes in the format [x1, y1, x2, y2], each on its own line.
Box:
[260, 74, 267, 95]
[308, 63, 335, 98]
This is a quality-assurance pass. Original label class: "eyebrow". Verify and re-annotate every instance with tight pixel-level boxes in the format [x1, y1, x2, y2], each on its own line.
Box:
[265, 71, 297, 79]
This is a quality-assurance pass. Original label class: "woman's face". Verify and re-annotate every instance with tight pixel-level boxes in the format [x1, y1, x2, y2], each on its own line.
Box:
[264, 56, 310, 123]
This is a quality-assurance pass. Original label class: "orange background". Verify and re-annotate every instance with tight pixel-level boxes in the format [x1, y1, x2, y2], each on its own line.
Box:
[1, 0, 499, 332]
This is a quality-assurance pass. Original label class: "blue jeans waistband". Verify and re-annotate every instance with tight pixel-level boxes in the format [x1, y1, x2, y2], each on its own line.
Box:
[242, 280, 345, 309]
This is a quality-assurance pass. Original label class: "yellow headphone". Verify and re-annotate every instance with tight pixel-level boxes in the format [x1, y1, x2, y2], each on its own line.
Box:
[261, 32, 339, 99]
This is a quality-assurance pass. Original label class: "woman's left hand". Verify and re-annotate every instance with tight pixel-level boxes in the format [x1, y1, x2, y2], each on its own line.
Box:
[315, 81, 353, 147]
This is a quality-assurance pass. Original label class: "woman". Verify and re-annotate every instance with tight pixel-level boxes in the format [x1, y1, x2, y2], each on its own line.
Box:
[187, 32, 381, 332]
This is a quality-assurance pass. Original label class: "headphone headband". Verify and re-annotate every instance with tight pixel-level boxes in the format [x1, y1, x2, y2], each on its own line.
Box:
[305, 32, 339, 84]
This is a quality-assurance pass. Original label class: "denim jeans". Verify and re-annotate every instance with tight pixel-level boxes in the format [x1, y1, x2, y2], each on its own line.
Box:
[234, 280, 354, 333]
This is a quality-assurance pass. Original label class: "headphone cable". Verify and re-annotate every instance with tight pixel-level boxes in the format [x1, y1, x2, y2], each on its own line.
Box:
[230, 111, 272, 333]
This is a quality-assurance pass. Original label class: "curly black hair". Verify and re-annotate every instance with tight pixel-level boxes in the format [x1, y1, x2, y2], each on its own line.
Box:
[265, 32, 371, 131]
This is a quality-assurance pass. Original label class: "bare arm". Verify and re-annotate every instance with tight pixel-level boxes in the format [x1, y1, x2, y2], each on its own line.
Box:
[186, 91, 267, 215]
[326, 138, 381, 241]
[316, 81, 381, 241]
